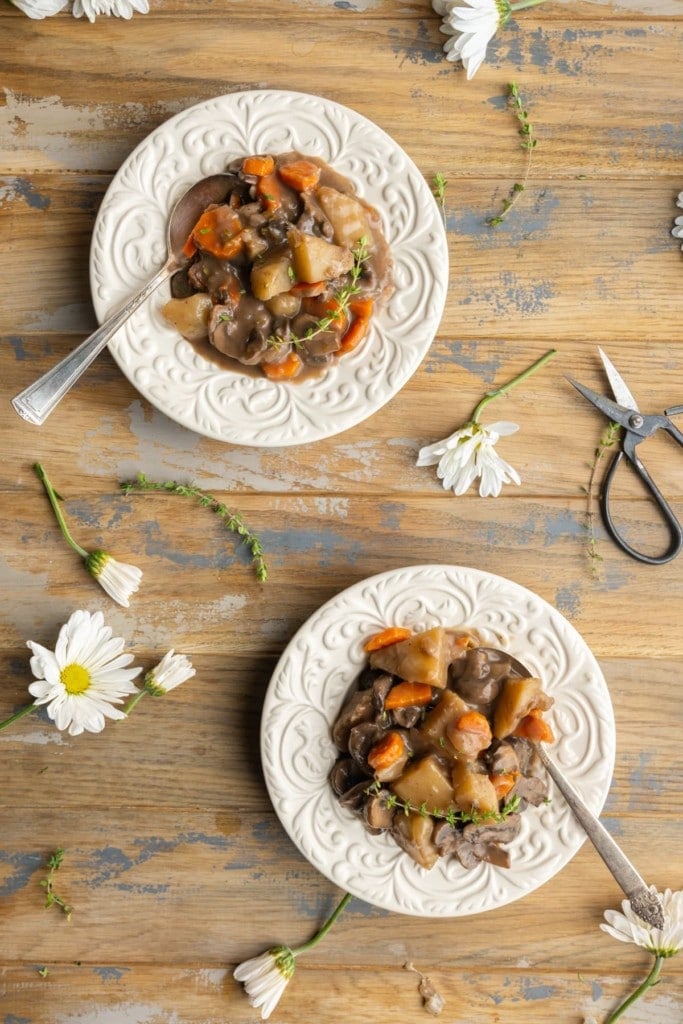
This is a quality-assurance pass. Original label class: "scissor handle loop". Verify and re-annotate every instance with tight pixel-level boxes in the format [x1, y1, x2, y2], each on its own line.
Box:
[600, 446, 683, 565]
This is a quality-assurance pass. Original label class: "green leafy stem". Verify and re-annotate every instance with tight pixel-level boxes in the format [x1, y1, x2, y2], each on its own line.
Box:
[366, 780, 522, 828]
[120, 474, 267, 582]
[41, 848, 73, 921]
[488, 82, 537, 228]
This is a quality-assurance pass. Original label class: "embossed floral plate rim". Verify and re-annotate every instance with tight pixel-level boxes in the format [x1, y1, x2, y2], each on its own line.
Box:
[261, 564, 616, 917]
[89, 89, 448, 446]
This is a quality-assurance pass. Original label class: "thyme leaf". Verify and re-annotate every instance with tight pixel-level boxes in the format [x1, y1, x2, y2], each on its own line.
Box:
[432, 172, 448, 225]
[584, 421, 622, 577]
[120, 474, 268, 582]
[487, 82, 537, 228]
[267, 235, 370, 350]
[41, 848, 72, 921]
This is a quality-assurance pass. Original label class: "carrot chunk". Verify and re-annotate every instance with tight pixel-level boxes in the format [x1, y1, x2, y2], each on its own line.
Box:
[242, 154, 275, 176]
[490, 772, 518, 800]
[339, 297, 374, 354]
[364, 626, 413, 652]
[513, 713, 555, 743]
[262, 351, 303, 381]
[190, 206, 243, 259]
[278, 159, 322, 192]
[455, 710, 492, 740]
[367, 731, 406, 773]
[384, 681, 434, 710]
[256, 172, 282, 213]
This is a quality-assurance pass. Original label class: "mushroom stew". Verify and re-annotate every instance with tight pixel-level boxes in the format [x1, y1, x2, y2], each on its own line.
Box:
[330, 625, 555, 871]
[162, 152, 394, 382]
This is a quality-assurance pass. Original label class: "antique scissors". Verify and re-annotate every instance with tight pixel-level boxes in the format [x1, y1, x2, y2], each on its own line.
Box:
[567, 348, 683, 565]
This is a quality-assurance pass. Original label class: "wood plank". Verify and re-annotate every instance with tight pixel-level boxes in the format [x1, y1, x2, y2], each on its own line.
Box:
[2, 962, 682, 1024]
[0, 491, 681, 656]
[1, 21, 682, 175]
[2, 176, 682, 345]
[0, 806, 680, 967]
[0, 654, 679, 815]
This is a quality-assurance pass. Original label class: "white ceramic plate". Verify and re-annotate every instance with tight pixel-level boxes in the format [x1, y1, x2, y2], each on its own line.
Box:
[90, 90, 448, 446]
[261, 564, 616, 917]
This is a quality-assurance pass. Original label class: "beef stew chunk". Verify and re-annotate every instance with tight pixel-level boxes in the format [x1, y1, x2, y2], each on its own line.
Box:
[330, 625, 555, 872]
[162, 152, 394, 382]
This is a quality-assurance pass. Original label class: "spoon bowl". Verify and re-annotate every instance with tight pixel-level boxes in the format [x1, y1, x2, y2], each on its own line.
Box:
[480, 647, 663, 928]
[11, 173, 234, 426]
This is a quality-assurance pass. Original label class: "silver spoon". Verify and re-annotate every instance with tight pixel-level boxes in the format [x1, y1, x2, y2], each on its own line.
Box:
[481, 648, 664, 929]
[11, 173, 234, 426]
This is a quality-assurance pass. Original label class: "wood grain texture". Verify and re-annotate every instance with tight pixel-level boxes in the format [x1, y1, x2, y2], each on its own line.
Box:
[0, 2, 681, 1022]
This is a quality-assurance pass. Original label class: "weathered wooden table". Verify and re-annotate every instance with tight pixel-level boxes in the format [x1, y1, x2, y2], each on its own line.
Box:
[1, 2, 681, 1021]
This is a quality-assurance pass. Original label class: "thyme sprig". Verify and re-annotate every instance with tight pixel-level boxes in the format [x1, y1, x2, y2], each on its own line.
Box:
[432, 172, 448, 225]
[366, 781, 521, 827]
[583, 421, 622, 577]
[488, 82, 537, 228]
[41, 848, 72, 921]
[267, 235, 370, 351]
[120, 474, 267, 582]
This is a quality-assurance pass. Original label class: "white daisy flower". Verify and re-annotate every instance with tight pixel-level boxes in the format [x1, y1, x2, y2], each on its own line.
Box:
[672, 190, 683, 249]
[85, 550, 142, 608]
[27, 610, 142, 736]
[418, 419, 521, 497]
[34, 463, 143, 608]
[434, 0, 547, 79]
[71, 0, 149, 19]
[234, 893, 352, 1020]
[9, 0, 68, 16]
[234, 946, 295, 1020]
[145, 650, 195, 696]
[601, 887, 683, 957]
[598, 888, 682, 1022]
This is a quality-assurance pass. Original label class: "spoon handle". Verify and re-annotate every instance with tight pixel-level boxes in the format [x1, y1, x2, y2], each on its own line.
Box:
[537, 745, 663, 928]
[11, 259, 176, 426]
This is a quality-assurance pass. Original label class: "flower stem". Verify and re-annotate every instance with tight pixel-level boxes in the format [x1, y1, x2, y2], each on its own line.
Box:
[291, 893, 352, 957]
[0, 702, 36, 731]
[471, 349, 556, 423]
[121, 689, 148, 716]
[510, 0, 548, 10]
[33, 463, 88, 559]
[604, 955, 664, 1023]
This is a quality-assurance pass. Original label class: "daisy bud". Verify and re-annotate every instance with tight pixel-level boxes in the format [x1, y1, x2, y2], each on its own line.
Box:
[144, 650, 195, 696]
[234, 946, 295, 1020]
[85, 550, 143, 608]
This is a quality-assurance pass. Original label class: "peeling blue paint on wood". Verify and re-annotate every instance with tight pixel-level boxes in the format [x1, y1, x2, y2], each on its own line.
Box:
[423, 339, 504, 382]
[0, 850, 43, 897]
[388, 21, 443, 66]
[92, 966, 131, 982]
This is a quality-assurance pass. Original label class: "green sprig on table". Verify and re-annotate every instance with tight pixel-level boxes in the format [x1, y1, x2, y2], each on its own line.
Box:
[487, 82, 538, 227]
[41, 847, 72, 921]
[120, 474, 268, 582]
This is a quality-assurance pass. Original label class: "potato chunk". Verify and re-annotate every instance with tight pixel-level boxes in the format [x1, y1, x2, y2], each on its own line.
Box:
[289, 228, 354, 284]
[391, 754, 454, 811]
[419, 689, 469, 749]
[251, 246, 294, 301]
[493, 677, 552, 740]
[369, 627, 450, 688]
[452, 761, 499, 816]
[161, 293, 213, 342]
[316, 186, 371, 248]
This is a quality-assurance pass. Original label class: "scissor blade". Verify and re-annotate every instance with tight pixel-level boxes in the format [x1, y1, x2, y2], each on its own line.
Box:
[597, 347, 640, 412]
[566, 377, 634, 429]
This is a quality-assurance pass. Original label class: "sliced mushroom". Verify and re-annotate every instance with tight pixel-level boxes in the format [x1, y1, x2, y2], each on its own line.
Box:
[347, 721, 386, 773]
[392, 811, 440, 870]
[362, 789, 396, 832]
[510, 774, 548, 807]
[485, 739, 521, 777]
[331, 689, 374, 750]
[329, 757, 365, 797]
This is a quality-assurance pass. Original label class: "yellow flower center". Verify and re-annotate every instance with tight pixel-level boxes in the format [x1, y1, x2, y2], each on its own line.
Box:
[60, 663, 91, 695]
